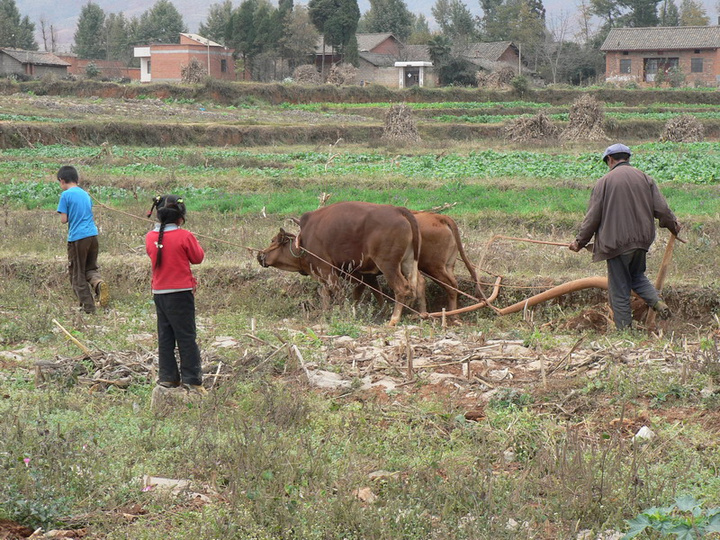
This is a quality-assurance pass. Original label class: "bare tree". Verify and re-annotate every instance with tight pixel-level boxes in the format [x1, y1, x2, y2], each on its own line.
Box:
[541, 11, 571, 84]
[39, 18, 58, 52]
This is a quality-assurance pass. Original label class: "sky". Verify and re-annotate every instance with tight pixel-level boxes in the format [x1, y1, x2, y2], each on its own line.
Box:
[15, 0, 720, 52]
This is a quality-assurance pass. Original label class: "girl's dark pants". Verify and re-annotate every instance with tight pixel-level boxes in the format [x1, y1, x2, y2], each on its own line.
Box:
[153, 291, 202, 386]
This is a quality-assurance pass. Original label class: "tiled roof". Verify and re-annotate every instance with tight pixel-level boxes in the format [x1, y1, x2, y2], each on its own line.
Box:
[464, 41, 515, 61]
[600, 26, 720, 51]
[356, 33, 395, 51]
[359, 52, 397, 67]
[315, 33, 397, 53]
[181, 33, 223, 47]
[0, 48, 70, 66]
[401, 44, 431, 62]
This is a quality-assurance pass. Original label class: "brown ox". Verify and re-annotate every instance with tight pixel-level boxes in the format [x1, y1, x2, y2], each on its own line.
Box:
[257, 201, 420, 325]
[413, 212, 481, 314]
[358, 212, 481, 315]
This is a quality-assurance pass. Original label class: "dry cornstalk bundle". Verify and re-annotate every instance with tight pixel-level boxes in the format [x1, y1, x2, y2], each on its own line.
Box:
[382, 103, 421, 143]
[476, 66, 515, 89]
[292, 64, 322, 85]
[561, 94, 608, 141]
[505, 111, 559, 142]
[661, 114, 705, 142]
[180, 58, 208, 84]
[326, 63, 358, 86]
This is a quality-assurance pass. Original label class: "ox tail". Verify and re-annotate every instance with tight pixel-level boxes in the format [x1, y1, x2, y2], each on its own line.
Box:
[448, 217, 481, 297]
[398, 207, 421, 297]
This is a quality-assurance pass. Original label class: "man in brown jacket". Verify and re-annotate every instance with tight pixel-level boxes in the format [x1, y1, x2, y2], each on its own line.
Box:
[569, 143, 681, 330]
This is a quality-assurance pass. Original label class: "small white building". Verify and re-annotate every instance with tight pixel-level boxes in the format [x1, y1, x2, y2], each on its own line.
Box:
[394, 61, 433, 88]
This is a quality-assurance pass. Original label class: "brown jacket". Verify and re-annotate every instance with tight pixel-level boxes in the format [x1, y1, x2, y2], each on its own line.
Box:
[576, 161, 680, 262]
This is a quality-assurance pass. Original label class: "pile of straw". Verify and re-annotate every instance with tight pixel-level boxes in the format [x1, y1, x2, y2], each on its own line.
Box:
[292, 65, 322, 85]
[505, 111, 559, 142]
[381, 103, 421, 144]
[561, 94, 608, 141]
[326, 63, 358, 86]
[661, 114, 704, 142]
[180, 58, 207, 84]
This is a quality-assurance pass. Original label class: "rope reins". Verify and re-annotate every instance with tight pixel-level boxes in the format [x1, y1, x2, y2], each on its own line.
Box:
[90, 195, 581, 319]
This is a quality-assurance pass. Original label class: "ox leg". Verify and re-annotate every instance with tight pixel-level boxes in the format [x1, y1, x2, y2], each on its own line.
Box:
[384, 272, 414, 326]
[416, 273, 428, 314]
[356, 275, 385, 306]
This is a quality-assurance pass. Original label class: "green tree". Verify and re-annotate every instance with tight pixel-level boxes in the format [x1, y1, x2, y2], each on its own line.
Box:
[427, 33, 452, 80]
[679, 0, 710, 24]
[198, 0, 233, 44]
[483, 0, 545, 44]
[133, 0, 187, 44]
[659, 0, 680, 24]
[589, 0, 623, 29]
[361, 0, 413, 41]
[309, 0, 360, 59]
[227, 0, 280, 78]
[432, 0, 477, 44]
[0, 0, 37, 49]
[73, 1, 106, 59]
[279, 5, 320, 70]
[105, 13, 131, 62]
[619, 0, 661, 27]
[406, 14, 432, 44]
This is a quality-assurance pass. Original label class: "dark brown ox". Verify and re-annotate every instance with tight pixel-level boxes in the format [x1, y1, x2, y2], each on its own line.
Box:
[257, 201, 420, 326]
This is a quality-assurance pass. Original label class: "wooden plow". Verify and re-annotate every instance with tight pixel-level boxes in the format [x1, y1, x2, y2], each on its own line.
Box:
[422, 233, 678, 323]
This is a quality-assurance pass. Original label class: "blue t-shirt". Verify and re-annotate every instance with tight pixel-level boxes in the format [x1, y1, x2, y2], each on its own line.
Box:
[57, 186, 98, 242]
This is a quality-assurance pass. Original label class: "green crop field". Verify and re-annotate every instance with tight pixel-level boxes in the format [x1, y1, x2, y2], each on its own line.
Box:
[1, 83, 719, 540]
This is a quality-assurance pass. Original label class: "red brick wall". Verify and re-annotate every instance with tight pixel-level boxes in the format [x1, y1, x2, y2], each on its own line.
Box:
[371, 37, 401, 56]
[605, 49, 720, 86]
[148, 44, 236, 82]
[57, 56, 139, 80]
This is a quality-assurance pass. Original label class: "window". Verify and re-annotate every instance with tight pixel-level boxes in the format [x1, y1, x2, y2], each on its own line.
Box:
[691, 58, 703, 73]
[147, 60, 151, 74]
[620, 58, 631, 74]
[221, 59, 227, 73]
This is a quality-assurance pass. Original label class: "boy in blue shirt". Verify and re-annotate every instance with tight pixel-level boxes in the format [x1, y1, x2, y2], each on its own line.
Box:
[57, 165, 109, 314]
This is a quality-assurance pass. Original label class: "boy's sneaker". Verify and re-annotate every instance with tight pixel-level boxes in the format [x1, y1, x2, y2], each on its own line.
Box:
[96, 281, 110, 307]
[653, 300, 672, 320]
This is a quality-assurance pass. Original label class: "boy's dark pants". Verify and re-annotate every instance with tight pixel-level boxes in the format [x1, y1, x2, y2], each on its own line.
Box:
[153, 291, 202, 386]
[67, 236, 101, 313]
[606, 248, 660, 330]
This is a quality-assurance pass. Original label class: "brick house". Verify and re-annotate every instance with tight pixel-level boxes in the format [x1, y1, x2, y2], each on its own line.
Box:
[134, 33, 235, 83]
[314, 33, 519, 87]
[601, 26, 720, 86]
[0, 48, 69, 78]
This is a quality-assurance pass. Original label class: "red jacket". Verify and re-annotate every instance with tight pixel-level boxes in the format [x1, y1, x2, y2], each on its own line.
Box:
[146, 226, 204, 292]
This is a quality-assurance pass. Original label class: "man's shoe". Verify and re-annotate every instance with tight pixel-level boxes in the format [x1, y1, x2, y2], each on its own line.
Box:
[653, 300, 672, 320]
[186, 384, 208, 396]
[96, 281, 110, 307]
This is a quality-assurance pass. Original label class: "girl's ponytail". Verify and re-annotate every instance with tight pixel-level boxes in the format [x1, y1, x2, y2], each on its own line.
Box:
[150, 195, 187, 269]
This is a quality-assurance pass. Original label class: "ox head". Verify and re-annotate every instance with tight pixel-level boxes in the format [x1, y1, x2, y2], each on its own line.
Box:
[257, 228, 305, 273]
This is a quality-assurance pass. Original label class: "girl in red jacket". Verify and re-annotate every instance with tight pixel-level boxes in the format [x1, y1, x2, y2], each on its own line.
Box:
[146, 195, 206, 394]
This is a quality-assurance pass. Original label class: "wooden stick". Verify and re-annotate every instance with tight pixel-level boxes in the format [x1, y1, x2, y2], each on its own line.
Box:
[405, 327, 414, 380]
[646, 234, 677, 327]
[52, 318, 92, 356]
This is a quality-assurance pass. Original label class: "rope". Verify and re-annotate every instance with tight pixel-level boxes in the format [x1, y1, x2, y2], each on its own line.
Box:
[90, 195, 263, 253]
[90, 195, 579, 316]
